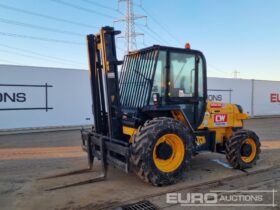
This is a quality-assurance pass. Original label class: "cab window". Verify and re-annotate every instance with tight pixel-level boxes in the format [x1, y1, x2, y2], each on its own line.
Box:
[169, 52, 196, 97]
[150, 51, 166, 104]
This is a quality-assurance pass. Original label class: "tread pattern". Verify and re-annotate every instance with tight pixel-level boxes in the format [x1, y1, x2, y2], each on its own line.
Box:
[225, 129, 261, 169]
[130, 117, 193, 186]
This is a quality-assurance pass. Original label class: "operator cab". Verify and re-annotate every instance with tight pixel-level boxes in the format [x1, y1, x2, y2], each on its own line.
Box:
[119, 45, 207, 129]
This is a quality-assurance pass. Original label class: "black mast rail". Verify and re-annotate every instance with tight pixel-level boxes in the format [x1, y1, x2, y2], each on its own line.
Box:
[87, 26, 123, 139]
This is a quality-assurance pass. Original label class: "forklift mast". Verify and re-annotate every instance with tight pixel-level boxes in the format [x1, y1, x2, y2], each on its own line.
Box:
[87, 26, 123, 139]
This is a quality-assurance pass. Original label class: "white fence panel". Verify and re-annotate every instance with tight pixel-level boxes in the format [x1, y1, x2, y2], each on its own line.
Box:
[253, 80, 280, 116]
[1, 64, 280, 131]
[0, 65, 93, 130]
[207, 78, 252, 114]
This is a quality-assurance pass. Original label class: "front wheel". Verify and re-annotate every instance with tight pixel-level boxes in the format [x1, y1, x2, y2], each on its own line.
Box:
[130, 117, 193, 186]
[225, 129, 261, 169]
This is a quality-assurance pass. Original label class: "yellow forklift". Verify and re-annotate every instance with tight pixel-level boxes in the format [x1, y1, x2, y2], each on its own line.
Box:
[81, 27, 261, 186]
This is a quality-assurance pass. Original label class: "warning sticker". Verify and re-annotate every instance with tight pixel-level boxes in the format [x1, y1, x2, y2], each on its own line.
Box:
[210, 103, 225, 108]
[213, 114, 228, 127]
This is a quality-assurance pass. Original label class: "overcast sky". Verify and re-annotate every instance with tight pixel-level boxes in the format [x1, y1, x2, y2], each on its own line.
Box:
[0, 0, 279, 80]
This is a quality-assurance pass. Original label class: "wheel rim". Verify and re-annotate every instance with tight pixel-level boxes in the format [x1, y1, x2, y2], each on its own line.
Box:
[241, 138, 257, 163]
[153, 134, 185, 173]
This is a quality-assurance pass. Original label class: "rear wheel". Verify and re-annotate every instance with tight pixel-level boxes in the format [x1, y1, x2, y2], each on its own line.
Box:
[225, 129, 261, 169]
[130, 117, 193, 186]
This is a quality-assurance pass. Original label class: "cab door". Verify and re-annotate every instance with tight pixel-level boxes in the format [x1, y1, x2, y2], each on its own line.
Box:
[167, 50, 207, 129]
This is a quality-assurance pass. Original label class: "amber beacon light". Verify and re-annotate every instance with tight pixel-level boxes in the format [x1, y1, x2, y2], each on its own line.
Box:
[185, 42, 191, 49]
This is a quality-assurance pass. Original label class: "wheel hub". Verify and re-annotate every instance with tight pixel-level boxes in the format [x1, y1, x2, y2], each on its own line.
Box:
[155, 142, 173, 160]
[153, 133, 185, 173]
[241, 143, 252, 157]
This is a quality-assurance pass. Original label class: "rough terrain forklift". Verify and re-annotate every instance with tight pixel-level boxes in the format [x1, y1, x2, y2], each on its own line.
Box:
[81, 27, 261, 186]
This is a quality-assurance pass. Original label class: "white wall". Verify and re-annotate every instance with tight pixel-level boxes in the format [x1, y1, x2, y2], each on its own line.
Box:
[253, 80, 280, 116]
[207, 77, 280, 116]
[207, 77, 253, 114]
[1, 64, 279, 130]
[0, 65, 93, 130]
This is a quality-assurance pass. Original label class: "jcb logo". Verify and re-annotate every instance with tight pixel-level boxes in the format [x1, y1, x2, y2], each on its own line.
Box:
[214, 114, 227, 123]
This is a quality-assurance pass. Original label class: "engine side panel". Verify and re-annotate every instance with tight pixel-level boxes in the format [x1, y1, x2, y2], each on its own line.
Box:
[198, 102, 249, 143]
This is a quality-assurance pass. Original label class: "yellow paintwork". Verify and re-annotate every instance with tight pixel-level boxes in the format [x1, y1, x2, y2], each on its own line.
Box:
[123, 126, 137, 136]
[241, 138, 257, 163]
[153, 134, 185, 173]
[236, 112, 249, 120]
[198, 102, 249, 144]
[99, 28, 110, 72]
[171, 110, 188, 125]
[123, 101, 248, 151]
[123, 126, 137, 143]
[196, 136, 206, 145]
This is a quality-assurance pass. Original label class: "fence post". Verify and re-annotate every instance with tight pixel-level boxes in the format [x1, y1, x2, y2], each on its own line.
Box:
[251, 79, 255, 116]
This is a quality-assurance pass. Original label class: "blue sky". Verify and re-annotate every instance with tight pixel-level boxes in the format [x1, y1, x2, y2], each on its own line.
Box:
[0, 0, 279, 80]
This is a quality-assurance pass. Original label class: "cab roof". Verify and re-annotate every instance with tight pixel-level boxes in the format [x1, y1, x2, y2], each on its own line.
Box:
[127, 45, 204, 56]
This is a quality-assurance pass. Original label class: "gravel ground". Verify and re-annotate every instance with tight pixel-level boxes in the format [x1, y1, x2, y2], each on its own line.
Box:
[244, 117, 280, 140]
